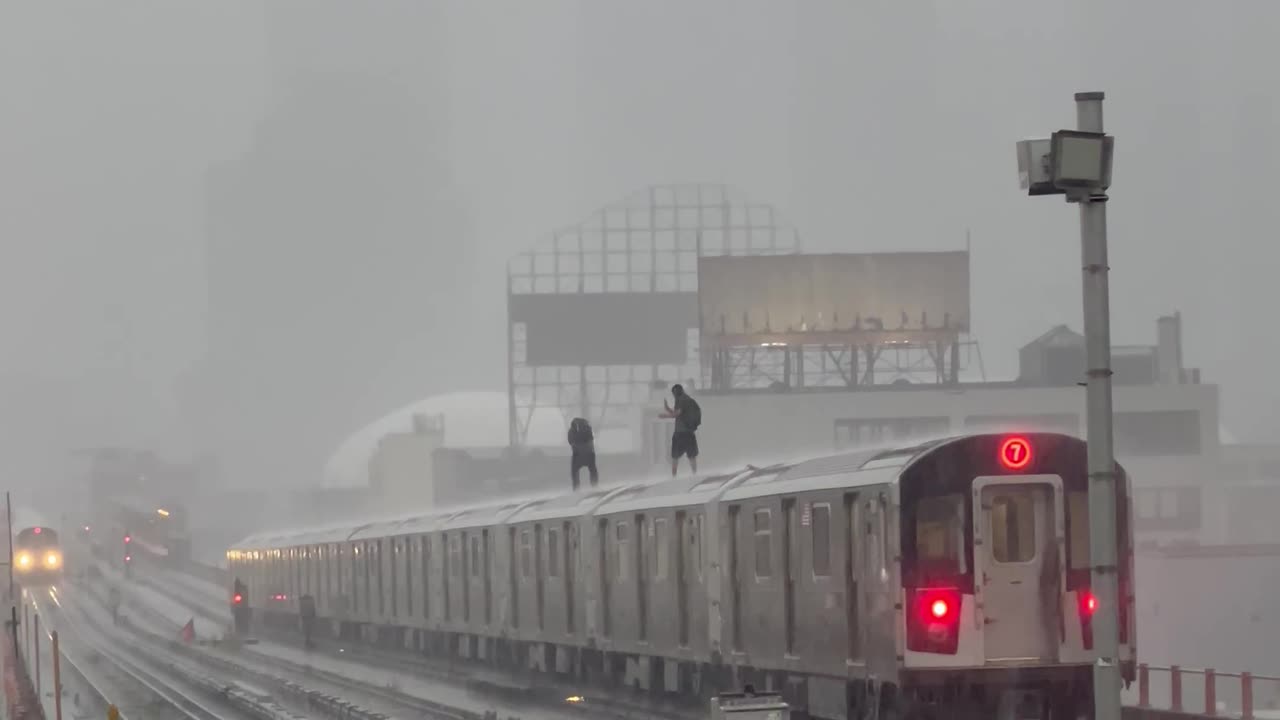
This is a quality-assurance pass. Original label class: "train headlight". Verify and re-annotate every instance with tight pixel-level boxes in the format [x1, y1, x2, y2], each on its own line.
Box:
[44, 552, 61, 569]
[16, 552, 32, 569]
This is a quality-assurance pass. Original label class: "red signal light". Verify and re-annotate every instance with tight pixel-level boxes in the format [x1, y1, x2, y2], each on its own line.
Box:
[1081, 590, 1098, 616]
[124, 535, 132, 544]
[930, 598, 950, 619]
[999, 436, 1033, 470]
[33, 527, 41, 535]
[233, 593, 243, 605]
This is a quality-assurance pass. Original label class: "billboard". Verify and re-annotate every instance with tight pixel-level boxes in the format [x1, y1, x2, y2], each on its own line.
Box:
[511, 292, 698, 367]
[698, 252, 970, 337]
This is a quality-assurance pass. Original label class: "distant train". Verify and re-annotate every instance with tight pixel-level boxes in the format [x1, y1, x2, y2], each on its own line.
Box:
[96, 496, 190, 565]
[13, 524, 63, 586]
[229, 432, 1136, 720]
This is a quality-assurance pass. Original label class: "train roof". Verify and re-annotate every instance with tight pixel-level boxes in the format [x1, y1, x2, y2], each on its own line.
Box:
[228, 436, 981, 552]
[230, 434, 1105, 553]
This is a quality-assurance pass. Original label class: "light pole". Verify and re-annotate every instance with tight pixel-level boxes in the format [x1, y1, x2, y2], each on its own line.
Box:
[1017, 91, 1121, 720]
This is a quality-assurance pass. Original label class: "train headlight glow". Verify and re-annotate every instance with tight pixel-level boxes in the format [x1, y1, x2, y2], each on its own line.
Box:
[16, 552, 32, 569]
[44, 552, 61, 569]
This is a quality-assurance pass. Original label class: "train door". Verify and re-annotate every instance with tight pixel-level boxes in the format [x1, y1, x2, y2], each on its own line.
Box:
[482, 529, 493, 626]
[843, 493, 861, 662]
[461, 532, 471, 624]
[636, 514, 648, 643]
[534, 524, 545, 631]
[727, 505, 742, 653]
[675, 510, 689, 646]
[782, 497, 797, 656]
[562, 521, 575, 634]
[974, 476, 1062, 663]
[507, 527, 520, 630]
[597, 519, 610, 637]
[427, 535, 437, 620]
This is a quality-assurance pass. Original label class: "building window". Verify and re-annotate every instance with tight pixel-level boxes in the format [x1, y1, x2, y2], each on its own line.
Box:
[753, 509, 772, 579]
[1115, 410, 1201, 456]
[834, 416, 949, 449]
[470, 537, 480, 578]
[963, 413, 1079, 435]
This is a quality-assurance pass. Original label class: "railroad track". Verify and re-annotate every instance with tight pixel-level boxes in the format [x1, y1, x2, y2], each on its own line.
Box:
[35, 591, 248, 720]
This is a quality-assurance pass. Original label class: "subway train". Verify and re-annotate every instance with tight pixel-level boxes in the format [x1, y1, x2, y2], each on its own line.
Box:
[12, 510, 63, 586]
[228, 432, 1136, 720]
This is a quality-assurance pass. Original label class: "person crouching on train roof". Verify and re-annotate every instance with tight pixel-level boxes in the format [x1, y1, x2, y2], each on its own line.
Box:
[660, 383, 701, 477]
[568, 417, 599, 491]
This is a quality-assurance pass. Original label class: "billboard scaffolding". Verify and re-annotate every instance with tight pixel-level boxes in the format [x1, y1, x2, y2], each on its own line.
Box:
[507, 184, 800, 447]
[698, 251, 972, 390]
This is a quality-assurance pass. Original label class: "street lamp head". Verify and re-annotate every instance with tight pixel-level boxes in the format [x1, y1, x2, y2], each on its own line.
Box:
[1050, 130, 1114, 192]
[1016, 138, 1059, 196]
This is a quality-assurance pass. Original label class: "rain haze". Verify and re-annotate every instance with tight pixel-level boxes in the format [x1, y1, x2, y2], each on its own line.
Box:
[1, 2, 1279, 718]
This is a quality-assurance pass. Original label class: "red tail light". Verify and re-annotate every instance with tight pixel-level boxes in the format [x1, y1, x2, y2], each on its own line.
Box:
[930, 598, 950, 619]
[907, 588, 962, 654]
[1079, 589, 1097, 649]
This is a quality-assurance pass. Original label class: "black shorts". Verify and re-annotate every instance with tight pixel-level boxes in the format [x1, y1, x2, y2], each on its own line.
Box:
[572, 451, 597, 473]
[671, 431, 699, 460]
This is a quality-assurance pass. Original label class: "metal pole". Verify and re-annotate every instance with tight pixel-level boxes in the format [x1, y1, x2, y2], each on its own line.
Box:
[52, 630, 62, 720]
[33, 611, 40, 697]
[1075, 90, 1122, 720]
[6, 492, 13, 599]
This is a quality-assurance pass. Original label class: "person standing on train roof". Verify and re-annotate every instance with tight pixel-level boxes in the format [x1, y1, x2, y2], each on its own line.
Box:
[568, 417, 599, 490]
[660, 383, 701, 477]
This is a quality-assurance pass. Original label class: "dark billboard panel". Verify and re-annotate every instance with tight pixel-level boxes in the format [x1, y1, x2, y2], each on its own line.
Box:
[511, 292, 698, 367]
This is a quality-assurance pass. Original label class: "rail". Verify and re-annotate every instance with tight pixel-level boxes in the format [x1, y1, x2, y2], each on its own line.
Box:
[1125, 664, 1280, 719]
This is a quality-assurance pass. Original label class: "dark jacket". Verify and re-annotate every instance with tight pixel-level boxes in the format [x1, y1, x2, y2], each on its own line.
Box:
[568, 418, 595, 454]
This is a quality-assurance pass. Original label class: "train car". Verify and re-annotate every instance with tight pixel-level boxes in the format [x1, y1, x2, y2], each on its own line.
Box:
[100, 496, 190, 564]
[14, 524, 64, 586]
[228, 432, 1135, 720]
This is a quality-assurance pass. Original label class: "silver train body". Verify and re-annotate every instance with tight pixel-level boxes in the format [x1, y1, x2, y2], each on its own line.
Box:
[229, 432, 1136, 719]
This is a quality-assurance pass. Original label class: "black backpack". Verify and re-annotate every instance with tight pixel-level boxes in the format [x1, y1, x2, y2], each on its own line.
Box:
[568, 418, 594, 445]
[683, 397, 702, 431]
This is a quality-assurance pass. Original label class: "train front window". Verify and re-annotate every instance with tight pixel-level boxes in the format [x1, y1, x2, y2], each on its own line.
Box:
[914, 494, 966, 576]
[991, 494, 1036, 563]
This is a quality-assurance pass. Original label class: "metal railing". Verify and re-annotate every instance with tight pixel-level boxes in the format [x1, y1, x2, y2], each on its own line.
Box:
[1125, 664, 1280, 718]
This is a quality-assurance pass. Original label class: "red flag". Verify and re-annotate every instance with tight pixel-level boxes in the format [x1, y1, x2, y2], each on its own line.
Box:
[181, 618, 195, 644]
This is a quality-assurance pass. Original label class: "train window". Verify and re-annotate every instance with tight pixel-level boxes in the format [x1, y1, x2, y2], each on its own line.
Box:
[991, 494, 1036, 563]
[547, 528, 560, 578]
[1067, 491, 1090, 569]
[470, 537, 480, 578]
[654, 518, 668, 581]
[695, 514, 704, 580]
[615, 522, 629, 581]
[403, 538, 413, 617]
[811, 504, 831, 577]
[421, 536, 431, 619]
[521, 530, 532, 578]
[753, 509, 772, 579]
[866, 501, 885, 584]
[915, 494, 966, 574]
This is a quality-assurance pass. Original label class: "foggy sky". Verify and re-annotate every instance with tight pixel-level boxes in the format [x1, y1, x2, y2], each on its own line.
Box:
[2, 1, 1277, 486]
